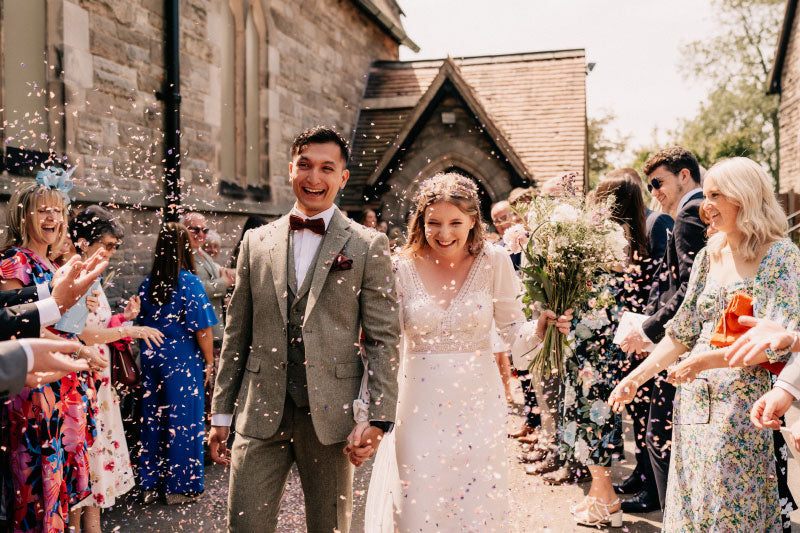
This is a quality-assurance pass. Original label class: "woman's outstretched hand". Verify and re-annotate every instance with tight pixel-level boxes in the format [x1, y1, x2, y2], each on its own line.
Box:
[725, 316, 794, 367]
[608, 377, 639, 413]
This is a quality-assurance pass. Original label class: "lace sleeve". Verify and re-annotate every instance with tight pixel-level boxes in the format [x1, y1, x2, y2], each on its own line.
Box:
[488, 244, 542, 366]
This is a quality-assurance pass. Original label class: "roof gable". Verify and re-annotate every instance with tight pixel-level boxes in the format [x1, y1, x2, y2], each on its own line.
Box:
[769, 0, 798, 94]
[364, 58, 530, 188]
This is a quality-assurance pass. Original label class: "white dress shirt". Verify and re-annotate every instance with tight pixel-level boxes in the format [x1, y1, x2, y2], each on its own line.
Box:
[35, 282, 62, 329]
[211, 204, 336, 428]
[776, 353, 800, 400]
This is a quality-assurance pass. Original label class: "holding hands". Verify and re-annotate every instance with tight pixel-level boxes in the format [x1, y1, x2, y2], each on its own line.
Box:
[344, 422, 385, 467]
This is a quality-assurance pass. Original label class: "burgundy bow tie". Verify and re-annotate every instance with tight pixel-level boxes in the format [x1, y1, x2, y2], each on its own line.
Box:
[289, 214, 326, 236]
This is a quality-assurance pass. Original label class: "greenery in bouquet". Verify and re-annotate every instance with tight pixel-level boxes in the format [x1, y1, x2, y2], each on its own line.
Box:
[503, 178, 628, 378]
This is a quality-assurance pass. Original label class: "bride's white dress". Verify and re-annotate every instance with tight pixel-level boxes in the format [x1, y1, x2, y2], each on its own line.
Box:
[367, 243, 537, 532]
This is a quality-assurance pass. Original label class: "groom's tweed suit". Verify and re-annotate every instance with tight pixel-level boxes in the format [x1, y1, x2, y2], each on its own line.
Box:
[212, 208, 400, 532]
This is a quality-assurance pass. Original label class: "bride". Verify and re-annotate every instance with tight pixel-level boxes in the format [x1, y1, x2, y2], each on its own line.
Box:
[356, 173, 572, 531]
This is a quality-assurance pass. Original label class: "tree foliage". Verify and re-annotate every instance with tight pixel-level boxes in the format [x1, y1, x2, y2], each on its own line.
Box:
[587, 112, 628, 189]
[676, 0, 783, 188]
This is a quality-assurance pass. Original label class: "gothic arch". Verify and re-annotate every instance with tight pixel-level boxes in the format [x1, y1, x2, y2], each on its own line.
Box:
[379, 138, 514, 223]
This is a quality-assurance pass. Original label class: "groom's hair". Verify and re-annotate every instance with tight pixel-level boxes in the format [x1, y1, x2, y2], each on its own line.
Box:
[291, 126, 350, 166]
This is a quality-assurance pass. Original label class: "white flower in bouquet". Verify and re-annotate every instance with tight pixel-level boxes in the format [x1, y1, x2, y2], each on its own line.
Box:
[503, 224, 529, 254]
[551, 203, 581, 225]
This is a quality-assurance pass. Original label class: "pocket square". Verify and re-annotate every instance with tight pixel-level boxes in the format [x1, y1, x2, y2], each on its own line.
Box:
[331, 253, 353, 272]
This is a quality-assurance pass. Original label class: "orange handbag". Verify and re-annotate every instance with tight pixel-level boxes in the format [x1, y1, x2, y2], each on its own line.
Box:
[709, 292, 784, 374]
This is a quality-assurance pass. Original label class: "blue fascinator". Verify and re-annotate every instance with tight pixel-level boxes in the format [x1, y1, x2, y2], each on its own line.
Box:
[35, 166, 75, 205]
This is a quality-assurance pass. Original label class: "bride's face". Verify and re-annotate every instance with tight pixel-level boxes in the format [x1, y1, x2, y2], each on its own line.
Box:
[423, 201, 475, 258]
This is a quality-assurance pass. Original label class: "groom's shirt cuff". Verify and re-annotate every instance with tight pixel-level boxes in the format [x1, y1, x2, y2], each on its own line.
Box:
[776, 380, 800, 401]
[211, 414, 233, 427]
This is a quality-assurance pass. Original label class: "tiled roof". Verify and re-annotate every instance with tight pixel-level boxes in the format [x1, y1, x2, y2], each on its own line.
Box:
[347, 49, 587, 206]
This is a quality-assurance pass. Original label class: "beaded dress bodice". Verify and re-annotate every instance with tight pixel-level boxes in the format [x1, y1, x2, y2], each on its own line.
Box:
[394, 244, 528, 355]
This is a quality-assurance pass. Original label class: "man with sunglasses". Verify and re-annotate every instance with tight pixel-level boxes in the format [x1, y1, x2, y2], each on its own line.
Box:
[618, 146, 705, 513]
[184, 213, 236, 431]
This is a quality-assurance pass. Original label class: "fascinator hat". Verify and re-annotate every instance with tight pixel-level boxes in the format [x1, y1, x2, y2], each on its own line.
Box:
[35, 165, 75, 205]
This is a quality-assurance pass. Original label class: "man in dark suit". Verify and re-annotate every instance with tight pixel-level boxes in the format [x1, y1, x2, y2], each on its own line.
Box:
[619, 147, 706, 512]
[0, 252, 107, 340]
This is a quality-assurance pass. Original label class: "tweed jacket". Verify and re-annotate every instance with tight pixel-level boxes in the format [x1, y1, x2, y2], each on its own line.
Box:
[211, 207, 400, 445]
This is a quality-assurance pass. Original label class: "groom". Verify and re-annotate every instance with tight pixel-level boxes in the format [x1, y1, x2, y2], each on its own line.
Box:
[209, 126, 400, 532]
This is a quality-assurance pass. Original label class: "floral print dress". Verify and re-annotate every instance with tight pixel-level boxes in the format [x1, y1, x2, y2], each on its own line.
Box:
[71, 287, 134, 509]
[0, 248, 95, 532]
[663, 240, 800, 532]
[558, 271, 629, 467]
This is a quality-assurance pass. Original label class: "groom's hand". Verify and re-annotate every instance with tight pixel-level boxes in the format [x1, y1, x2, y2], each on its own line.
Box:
[208, 426, 231, 466]
[343, 423, 384, 467]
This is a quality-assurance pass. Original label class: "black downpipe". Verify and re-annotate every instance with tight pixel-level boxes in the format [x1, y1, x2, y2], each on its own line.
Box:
[161, 0, 181, 222]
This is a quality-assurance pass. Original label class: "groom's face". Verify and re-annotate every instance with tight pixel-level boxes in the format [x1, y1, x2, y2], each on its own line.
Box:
[289, 142, 350, 216]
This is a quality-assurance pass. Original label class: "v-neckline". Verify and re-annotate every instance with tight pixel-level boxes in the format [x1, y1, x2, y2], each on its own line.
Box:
[409, 249, 484, 313]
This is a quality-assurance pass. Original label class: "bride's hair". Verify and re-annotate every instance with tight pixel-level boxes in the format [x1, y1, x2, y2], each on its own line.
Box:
[402, 172, 486, 256]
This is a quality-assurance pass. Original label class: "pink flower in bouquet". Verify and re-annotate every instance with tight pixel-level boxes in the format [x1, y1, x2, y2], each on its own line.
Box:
[503, 224, 529, 254]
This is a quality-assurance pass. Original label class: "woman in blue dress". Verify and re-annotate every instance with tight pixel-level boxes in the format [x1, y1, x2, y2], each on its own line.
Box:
[137, 222, 217, 504]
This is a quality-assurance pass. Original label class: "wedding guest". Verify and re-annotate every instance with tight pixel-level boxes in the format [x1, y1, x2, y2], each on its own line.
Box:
[183, 212, 233, 423]
[203, 229, 222, 260]
[137, 223, 217, 504]
[387, 226, 406, 251]
[605, 168, 673, 511]
[377, 220, 389, 234]
[361, 208, 378, 228]
[617, 147, 705, 510]
[491, 200, 540, 442]
[68, 206, 163, 531]
[0, 174, 102, 532]
[609, 156, 799, 531]
[556, 175, 650, 526]
[524, 173, 577, 477]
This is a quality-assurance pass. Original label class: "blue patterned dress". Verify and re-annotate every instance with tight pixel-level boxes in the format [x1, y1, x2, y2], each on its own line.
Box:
[663, 240, 800, 532]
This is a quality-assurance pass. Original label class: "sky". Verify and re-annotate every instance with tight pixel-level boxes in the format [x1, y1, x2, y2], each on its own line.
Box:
[398, 0, 718, 156]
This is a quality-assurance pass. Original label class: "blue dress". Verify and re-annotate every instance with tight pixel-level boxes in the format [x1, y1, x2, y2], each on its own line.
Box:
[137, 270, 217, 495]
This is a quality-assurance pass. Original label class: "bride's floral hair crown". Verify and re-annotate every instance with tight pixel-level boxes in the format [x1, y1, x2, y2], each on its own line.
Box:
[403, 171, 487, 256]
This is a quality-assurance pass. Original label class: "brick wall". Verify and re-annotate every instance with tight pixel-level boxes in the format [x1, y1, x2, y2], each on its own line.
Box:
[779, 6, 800, 194]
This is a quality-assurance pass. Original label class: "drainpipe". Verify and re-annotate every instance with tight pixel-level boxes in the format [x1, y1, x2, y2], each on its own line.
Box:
[159, 0, 181, 222]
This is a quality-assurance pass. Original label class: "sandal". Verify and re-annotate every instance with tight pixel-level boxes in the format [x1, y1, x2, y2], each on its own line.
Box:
[571, 496, 622, 528]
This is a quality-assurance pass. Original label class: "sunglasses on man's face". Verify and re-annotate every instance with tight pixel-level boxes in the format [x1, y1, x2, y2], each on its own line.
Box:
[647, 176, 664, 193]
[187, 226, 209, 235]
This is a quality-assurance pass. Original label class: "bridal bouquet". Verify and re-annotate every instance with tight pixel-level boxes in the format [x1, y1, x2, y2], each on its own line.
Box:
[504, 176, 628, 378]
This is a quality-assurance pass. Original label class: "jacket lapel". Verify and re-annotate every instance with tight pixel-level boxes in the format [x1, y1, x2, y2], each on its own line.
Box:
[267, 215, 290, 324]
[304, 209, 351, 322]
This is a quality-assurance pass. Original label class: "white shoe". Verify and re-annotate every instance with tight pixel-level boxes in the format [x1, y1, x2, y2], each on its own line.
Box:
[571, 496, 623, 528]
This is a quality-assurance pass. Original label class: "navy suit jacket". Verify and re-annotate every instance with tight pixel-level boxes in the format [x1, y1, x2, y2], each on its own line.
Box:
[643, 191, 707, 342]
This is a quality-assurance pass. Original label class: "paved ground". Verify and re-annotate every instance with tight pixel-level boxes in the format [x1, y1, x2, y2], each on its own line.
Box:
[102, 383, 800, 532]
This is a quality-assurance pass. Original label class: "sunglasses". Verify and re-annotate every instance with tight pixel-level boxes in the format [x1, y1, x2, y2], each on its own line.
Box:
[647, 176, 664, 193]
[187, 226, 210, 235]
[100, 241, 121, 252]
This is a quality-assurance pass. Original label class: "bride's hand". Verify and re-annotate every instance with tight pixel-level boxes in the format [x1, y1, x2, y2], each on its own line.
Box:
[535, 309, 574, 338]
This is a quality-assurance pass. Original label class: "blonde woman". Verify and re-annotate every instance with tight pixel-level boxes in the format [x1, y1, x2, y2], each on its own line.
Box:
[608, 157, 800, 531]
[364, 173, 572, 532]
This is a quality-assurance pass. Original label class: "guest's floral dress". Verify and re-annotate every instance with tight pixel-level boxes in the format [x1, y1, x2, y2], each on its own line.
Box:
[558, 271, 630, 467]
[0, 248, 96, 532]
[71, 287, 134, 509]
[663, 240, 800, 532]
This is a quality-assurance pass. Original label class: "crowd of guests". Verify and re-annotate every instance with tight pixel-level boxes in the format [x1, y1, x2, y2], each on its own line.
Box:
[3, 140, 800, 532]
[495, 146, 800, 530]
